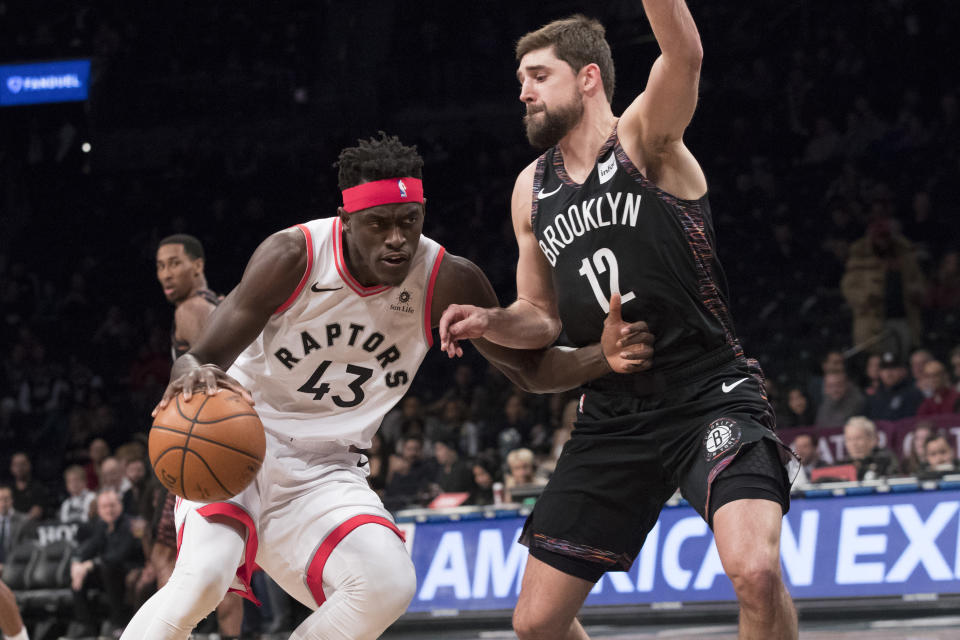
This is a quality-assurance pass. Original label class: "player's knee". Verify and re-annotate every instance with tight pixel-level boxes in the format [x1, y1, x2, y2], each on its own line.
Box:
[325, 525, 416, 619]
[512, 604, 565, 640]
[726, 555, 782, 609]
[367, 553, 416, 617]
[166, 555, 236, 614]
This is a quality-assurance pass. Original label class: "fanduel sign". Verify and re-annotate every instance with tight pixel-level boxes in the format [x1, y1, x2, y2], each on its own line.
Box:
[405, 490, 960, 612]
[0, 60, 91, 107]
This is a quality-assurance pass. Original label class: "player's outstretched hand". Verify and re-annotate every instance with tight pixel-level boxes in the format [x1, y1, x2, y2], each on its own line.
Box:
[438, 304, 490, 358]
[602, 293, 655, 373]
[151, 364, 254, 416]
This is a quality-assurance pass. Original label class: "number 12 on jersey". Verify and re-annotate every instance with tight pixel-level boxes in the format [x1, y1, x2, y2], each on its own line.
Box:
[578, 248, 636, 313]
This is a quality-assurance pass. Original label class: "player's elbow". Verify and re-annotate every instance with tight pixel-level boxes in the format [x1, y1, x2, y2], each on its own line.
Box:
[665, 41, 702, 72]
[531, 317, 562, 350]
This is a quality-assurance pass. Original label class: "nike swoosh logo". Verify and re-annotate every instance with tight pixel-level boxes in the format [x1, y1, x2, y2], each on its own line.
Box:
[311, 284, 344, 293]
[537, 184, 563, 199]
[721, 378, 749, 393]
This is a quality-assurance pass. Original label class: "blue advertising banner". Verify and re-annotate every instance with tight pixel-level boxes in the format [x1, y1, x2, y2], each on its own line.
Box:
[405, 490, 960, 612]
[0, 59, 91, 106]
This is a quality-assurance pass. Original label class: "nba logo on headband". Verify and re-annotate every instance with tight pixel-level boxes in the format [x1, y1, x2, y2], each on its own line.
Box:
[341, 177, 423, 212]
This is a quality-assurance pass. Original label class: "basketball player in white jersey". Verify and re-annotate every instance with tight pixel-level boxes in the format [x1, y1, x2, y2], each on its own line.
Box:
[121, 133, 654, 640]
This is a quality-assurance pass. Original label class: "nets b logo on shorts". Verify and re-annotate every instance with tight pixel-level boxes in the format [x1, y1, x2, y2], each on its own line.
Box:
[703, 418, 741, 461]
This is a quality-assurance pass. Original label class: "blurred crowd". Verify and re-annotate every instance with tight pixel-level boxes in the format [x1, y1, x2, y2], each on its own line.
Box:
[1, 0, 960, 634]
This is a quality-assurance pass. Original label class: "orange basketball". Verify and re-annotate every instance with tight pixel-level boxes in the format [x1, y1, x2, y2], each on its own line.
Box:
[149, 390, 265, 502]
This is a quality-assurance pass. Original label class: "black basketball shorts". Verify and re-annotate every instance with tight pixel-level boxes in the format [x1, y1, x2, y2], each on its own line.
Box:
[518, 358, 797, 583]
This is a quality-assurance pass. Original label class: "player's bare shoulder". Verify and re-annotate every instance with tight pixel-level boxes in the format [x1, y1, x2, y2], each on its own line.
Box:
[511, 159, 539, 229]
[232, 225, 310, 312]
[174, 293, 216, 328]
[430, 252, 498, 326]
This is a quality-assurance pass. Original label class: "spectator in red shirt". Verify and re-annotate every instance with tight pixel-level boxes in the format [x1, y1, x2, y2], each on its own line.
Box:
[917, 359, 960, 416]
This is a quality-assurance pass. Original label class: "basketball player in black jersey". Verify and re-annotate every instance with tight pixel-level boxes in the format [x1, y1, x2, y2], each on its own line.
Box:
[155, 235, 242, 639]
[440, 5, 799, 639]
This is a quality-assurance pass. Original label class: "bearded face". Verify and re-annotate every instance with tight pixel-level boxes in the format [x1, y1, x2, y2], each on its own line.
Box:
[523, 88, 584, 150]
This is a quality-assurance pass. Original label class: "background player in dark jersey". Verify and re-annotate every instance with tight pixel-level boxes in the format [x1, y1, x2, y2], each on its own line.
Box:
[154, 235, 242, 638]
[440, 4, 799, 640]
[156, 234, 222, 360]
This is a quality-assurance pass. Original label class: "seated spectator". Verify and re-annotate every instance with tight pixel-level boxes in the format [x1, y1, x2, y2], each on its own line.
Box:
[807, 350, 846, 409]
[433, 438, 475, 495]
[841, 416, 900, 480]
[779, 386, 815, 427]
[98, 456, 131, 498]
[9, 451, 49, 520]
[917, 359, 960, 416]
[925, 250, 960, 309]
[384, 434, 433, 509]
[468, 453, 500, 506]
[121, 456, 148, 516]
[902, 421, 934, 475]
[69, 488, 144, 638]
[909, 348, 935, 395]
[379, 395, 424, 447]
[866, 352, 925, 420]
[815, 371, 866, 427]
[542, 399, 578, 474]
[792, 433, 827, 481]
[504, 448, 547, 502]
[863, 353, 882, 396]
[60, 464, 96, 524]
[951, 345, 960, 391]
[364, 431, 390, 494]
[84, 437, 111, 490]
[923, 433, 959, 474]
[0, 485, 28, 573]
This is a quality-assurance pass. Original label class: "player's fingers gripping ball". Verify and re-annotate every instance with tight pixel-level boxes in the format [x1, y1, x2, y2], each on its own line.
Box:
[149, 390, 266, 502]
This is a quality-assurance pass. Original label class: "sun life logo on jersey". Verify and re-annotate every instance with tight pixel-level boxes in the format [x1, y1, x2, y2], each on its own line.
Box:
[703, 418, 741, 461]
[391, 289, 415, 313]
[398, 179, 407, 198]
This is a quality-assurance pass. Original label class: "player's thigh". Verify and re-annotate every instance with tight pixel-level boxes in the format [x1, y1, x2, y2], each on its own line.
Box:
[713, 498, 784, 583]
[256, 467, 399, 609]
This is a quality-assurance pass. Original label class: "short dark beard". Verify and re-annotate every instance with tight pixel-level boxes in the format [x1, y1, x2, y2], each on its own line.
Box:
[523, 94, 584, 150]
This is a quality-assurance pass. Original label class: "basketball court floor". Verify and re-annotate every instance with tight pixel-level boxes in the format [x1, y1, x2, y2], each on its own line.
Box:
[378, 616, 960, 639]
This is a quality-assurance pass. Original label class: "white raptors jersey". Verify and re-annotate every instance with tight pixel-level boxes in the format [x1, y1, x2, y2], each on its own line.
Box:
[228, 216, 445, 449]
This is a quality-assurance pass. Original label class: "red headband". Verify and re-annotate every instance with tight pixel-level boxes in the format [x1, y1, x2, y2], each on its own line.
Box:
[341, 177, 424, 213]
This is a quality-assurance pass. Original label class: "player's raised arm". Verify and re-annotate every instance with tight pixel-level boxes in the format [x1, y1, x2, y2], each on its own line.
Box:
[154, 228, 306, 412]
[433, 253, 654, 394]
[619, 0, 703, 162]
[439, 162, 561, 354]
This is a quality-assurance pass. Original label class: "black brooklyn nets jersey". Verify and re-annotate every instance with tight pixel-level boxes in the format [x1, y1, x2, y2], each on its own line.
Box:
[531, 124, 745, 378]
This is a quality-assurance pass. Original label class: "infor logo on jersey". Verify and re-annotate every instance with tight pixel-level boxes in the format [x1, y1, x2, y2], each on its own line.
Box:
[597, 152, 618, 184]
[703, 418, 741, 461]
